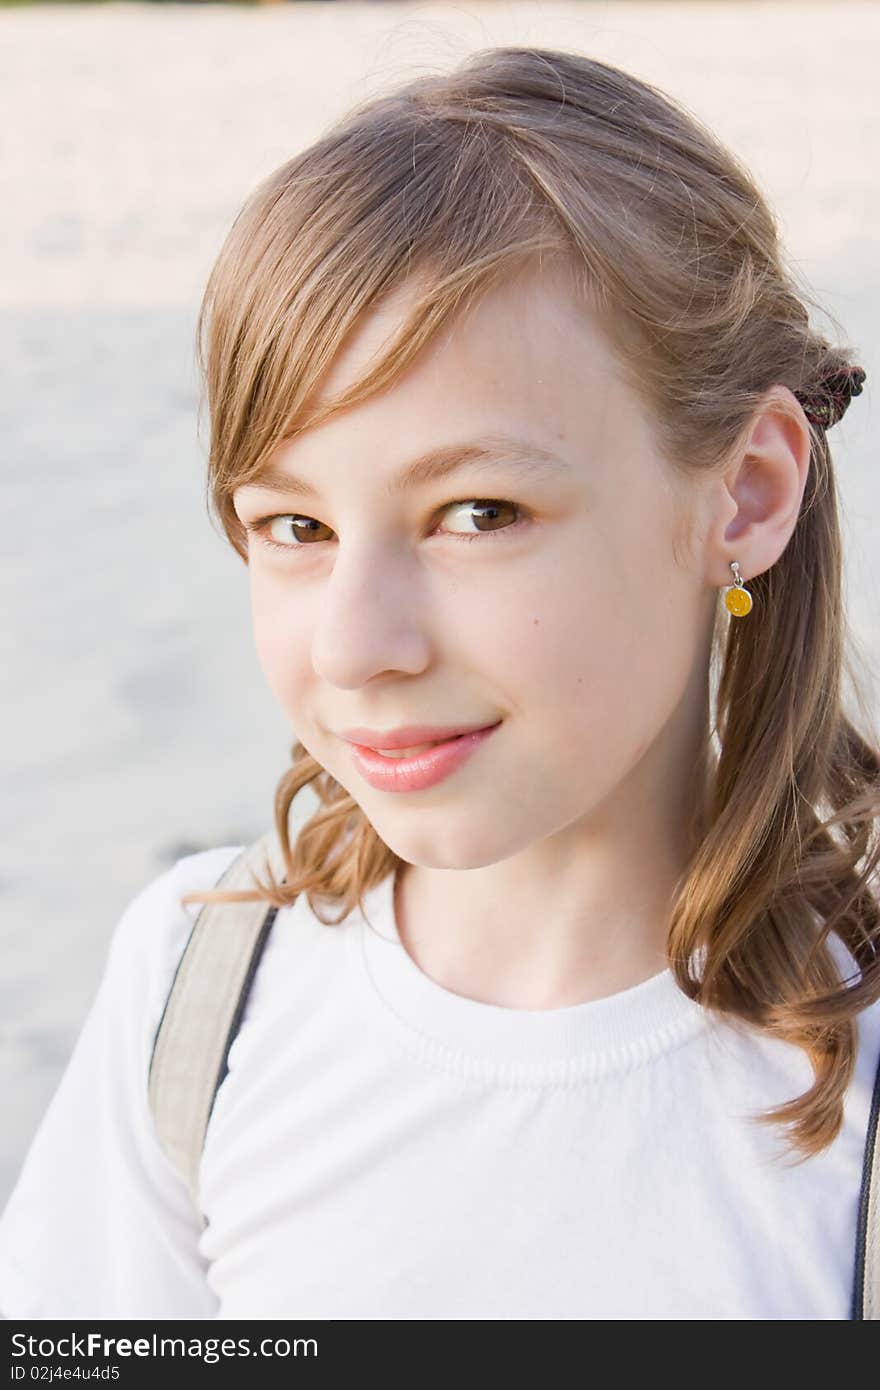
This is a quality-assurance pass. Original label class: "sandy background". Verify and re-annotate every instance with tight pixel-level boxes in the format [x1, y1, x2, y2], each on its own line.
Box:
[1, 1, 878, 1204]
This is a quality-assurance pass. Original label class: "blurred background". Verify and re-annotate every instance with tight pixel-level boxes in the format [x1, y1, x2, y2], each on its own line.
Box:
[1, 1, 877, 1204]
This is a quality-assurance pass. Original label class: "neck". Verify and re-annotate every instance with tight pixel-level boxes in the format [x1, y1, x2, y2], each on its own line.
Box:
[392, 674, 712, 1011]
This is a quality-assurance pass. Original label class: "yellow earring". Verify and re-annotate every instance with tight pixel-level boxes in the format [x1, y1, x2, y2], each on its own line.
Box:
[724, 561, 753, 617]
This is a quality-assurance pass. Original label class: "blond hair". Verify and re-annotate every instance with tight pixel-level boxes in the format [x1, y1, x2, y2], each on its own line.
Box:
[185, 46, 879, 1162]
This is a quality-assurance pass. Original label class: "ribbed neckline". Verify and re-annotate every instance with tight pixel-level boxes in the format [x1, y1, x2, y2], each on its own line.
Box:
[348, 865, 713, 1086]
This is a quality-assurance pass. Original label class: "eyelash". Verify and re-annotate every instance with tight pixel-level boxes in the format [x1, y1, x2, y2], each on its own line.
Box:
[244, 499, 528, 555]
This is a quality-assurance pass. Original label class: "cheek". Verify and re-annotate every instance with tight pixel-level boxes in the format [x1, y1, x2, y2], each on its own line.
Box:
[504, 545, 696, 761]
[248, 577, 308, 710]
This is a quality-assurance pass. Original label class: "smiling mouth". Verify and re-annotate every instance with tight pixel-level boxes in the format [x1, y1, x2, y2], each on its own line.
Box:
[375, 738, 460, 758]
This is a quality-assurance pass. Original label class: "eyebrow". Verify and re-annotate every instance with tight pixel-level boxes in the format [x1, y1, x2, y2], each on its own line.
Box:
[236, 433, 571, 501]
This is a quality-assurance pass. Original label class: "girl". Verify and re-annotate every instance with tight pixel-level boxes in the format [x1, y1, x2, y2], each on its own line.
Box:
[0, 46, 877, 1322]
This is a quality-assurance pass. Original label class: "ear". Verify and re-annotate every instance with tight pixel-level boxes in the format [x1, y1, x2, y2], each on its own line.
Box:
[704, 384, 812, 589]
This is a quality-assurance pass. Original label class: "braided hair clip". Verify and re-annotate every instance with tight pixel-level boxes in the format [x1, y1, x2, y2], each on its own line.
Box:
[793, 365, 867, 430]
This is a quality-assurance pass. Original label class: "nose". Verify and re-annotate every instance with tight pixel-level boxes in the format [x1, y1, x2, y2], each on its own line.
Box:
[309, 541, 433, 688]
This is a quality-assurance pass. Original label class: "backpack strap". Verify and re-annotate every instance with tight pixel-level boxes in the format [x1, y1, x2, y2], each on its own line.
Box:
[147, 829, 287, 1224]
[852, 1031, 880, 1318]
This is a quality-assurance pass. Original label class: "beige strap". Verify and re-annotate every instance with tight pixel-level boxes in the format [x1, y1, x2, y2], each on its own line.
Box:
[147, 829, 287, 1224]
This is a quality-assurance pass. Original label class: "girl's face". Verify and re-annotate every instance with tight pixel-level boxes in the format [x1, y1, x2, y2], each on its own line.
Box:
[233, 264, 717, 871]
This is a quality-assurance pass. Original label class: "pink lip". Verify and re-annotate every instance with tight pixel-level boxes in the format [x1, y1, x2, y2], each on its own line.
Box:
[340, 721, 498, 750]
[347, 724, 500, 792]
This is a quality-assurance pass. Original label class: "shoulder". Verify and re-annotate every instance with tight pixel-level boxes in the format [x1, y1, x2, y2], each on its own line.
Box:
[110, 844, 245, 957]
[0, 846, 249, 1319]
[104, 844, 246, 1040]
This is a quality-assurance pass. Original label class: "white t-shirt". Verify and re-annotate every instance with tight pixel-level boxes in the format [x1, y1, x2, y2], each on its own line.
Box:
[0, 844, 878, 1321]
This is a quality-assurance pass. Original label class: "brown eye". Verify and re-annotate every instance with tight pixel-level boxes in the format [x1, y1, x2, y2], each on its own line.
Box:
[439, 499, 522, 539]
[259, 515, 332, 549]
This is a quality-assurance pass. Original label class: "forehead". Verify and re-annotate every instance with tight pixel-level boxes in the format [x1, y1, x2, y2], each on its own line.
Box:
[236, 263, 656, 504]
[317, 262, 620, 408]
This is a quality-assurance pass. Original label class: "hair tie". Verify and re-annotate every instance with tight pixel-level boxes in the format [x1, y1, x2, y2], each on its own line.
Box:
[793, 365, 867, 430]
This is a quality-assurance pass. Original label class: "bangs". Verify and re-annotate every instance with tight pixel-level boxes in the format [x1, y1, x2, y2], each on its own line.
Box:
[196, 77, 601, 555]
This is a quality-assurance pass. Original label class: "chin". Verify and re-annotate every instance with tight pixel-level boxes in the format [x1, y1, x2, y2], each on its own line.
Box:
[376, 822, 516, 873]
